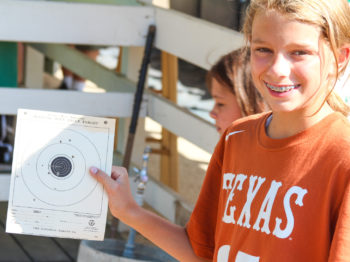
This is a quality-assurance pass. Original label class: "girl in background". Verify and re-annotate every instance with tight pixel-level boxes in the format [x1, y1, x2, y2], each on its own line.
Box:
[207, 48, 267, 134]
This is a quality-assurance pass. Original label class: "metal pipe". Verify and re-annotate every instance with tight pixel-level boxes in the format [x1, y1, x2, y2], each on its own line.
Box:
[122, 25, 156, 170]
[122, 146, 151, 258]
[110, 24, 156, 239]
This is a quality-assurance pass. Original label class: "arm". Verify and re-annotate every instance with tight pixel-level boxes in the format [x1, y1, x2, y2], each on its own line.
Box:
[89, 166, 210, 262]
[329, 181, 350, 261]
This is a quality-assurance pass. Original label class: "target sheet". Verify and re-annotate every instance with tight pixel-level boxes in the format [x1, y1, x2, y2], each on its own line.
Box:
[6, 109, 115, 240]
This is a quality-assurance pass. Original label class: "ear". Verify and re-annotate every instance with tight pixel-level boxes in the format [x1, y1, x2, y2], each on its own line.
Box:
[338, 45, 350, 72]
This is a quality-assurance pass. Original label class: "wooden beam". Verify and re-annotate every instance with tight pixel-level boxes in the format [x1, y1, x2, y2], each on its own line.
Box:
[160, 51, 178, 191]
[24, 45, 44, 89]
[146, 92, 219, 153]
[0, 2, 244, 70]
[154, 7, 245, 70]
[0, 88, 147, 117]
[0, 1, 154, 46]
[0, 87, 218, 152]
[31, 44, 136, 93]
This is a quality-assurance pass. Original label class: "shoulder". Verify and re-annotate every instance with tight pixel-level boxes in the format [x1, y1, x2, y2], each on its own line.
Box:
[328, 113, 350, 145]
[223, 112, 270, 141]
[321, 113, 350, 167]
[228, 112, 270, 130]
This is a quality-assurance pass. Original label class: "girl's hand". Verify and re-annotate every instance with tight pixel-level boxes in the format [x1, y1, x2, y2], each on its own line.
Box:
[89, 166, 138, 221]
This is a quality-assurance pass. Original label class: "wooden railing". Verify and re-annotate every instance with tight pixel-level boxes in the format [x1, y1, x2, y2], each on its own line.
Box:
[0, 0, 244, 222]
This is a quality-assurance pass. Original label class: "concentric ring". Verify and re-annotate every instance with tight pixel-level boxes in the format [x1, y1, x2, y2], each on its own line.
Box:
[21, 128, 101, 206]
[50, 156, 73, 178]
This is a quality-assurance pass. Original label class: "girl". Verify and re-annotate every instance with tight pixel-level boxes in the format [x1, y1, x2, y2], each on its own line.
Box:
[207, 48, 267, 134]
[89, 0, 350, 261]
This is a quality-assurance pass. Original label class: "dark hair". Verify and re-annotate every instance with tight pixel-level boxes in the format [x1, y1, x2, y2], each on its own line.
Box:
[206, 47, 267, 116]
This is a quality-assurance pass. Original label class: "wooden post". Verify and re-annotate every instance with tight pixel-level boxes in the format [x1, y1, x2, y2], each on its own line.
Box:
[160, 51, 178, 191]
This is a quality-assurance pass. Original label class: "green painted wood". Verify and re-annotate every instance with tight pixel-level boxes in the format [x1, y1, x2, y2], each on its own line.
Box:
[30, 43, 136, 93]
[0, 42, 17, 87]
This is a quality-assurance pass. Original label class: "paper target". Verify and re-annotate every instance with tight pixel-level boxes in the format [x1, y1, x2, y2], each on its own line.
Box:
[7, 109, 115, 241]
[21, 129, 101, 206]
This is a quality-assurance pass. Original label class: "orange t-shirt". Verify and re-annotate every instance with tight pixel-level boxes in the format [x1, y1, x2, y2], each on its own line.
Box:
[186, 112, 350, 262]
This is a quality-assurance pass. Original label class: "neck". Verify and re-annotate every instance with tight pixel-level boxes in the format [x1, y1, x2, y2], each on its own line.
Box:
[267, 104, 334, 139]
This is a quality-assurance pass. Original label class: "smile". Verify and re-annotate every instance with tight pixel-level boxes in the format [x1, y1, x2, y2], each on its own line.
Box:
[265, 82, 301, 93]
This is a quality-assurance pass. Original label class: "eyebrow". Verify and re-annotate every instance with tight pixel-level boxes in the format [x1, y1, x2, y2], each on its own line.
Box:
[251, 38, 317, 49]
[251, 38, 266, 44]
[212, 94, 226, 99]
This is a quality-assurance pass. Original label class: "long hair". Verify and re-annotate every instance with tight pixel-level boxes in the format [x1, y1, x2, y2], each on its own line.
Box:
[207, 48, 267, 116]
[243, 0, 350, 116]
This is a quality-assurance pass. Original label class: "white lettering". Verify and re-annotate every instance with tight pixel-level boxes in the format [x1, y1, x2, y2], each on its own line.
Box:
[237, 176, 266, 228]
[217, 245, 230, 262]
[253, 180, 282, 234]
[223, 173, 235, 190]
[236, 251, 260, 262]
[272, 186, 307, 239]
[222, 174, 247, 224]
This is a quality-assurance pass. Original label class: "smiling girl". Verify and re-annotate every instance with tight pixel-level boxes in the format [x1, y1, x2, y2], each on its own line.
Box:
[89, 0, 350, 261]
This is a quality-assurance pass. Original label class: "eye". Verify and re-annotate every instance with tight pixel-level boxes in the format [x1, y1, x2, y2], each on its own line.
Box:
[292, 50, 308, 56]
[255, 47, 272, 54]
[215, 102, 225, 108]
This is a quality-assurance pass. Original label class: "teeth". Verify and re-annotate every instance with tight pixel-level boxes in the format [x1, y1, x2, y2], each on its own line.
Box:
[266, 83, 299, 93]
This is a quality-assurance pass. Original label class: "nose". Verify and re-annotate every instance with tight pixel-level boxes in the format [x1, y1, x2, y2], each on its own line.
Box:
[268, 53, 291, 77]
[210, 106, 217, 120]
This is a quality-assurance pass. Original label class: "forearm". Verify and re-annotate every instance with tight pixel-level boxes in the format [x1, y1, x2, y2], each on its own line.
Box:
[89, 166, 209, 261]
[120, 205, 209, 262]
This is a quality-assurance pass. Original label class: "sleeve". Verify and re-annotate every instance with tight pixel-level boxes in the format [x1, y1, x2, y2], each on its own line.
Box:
[185, 134, 226, 260]
[329, 181, 350, 261]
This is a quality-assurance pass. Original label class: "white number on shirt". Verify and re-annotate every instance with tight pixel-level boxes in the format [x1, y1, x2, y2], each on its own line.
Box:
[217, 245, 260, 262]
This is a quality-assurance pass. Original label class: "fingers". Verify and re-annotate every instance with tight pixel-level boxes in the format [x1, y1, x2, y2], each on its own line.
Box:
[89, 166, 113, 186]
[90, 166, 136, 220]
[89, 166, 128, 190]
[111, 166, 128, 180]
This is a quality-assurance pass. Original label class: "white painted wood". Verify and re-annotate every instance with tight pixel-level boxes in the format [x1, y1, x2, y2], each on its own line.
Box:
[0, 1, 154, 46]
[0, 88, 147, 118]
[0, 1, 229, 153]
[154, 7, 245, 70]
[129, 175, 177, 222]
[147, 92, 219, 153]
[24, 46, 44, 89]
[0, 1, 244, 70]
[0, 87, 216, 152]
[0, 174, 10, 201]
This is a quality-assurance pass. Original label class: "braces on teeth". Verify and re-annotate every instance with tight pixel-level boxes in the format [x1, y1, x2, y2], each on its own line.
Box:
[266, 83, 297, 92]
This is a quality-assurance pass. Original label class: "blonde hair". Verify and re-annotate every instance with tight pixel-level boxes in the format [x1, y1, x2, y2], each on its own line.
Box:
[243, 0, 350, 116]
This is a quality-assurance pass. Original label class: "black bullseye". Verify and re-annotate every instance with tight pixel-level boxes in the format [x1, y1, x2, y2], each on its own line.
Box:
[50, 156, 72, 178]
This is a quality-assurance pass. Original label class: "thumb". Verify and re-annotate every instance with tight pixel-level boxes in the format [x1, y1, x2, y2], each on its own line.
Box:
[89, 166, 113, 190]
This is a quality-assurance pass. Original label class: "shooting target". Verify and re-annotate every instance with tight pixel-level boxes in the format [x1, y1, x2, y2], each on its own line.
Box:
[21, 129, 101, 206]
